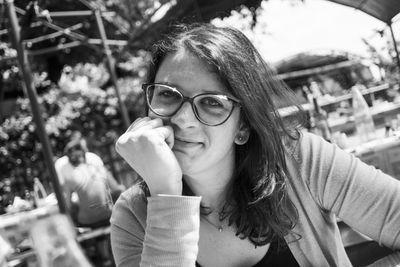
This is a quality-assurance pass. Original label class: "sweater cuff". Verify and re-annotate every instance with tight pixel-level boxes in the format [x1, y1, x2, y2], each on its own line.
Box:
[146, 195, 202, 229]
[141, 195, 202, 266]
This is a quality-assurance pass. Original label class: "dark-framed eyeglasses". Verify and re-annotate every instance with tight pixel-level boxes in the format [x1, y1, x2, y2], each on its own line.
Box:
[142, 83, 241, 126]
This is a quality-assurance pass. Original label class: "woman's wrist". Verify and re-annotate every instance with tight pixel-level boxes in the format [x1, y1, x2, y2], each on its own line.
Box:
[147, 195, 202, 229]
[148, 183, 183, 196]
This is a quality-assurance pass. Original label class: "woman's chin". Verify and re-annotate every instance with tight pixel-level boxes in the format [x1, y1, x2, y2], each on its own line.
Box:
[174, 151, 197, 174]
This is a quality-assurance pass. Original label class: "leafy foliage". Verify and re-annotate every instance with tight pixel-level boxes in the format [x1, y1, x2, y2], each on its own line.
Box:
[0, 0, 264, 214]
[0, 62, 146, 212]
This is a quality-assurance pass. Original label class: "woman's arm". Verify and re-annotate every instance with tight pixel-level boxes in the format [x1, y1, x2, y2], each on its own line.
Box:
[110, 188, 201, 267]
[367, 251, 400, 266]
[299, 132, 400, 250]
[110, 187, 147, 267]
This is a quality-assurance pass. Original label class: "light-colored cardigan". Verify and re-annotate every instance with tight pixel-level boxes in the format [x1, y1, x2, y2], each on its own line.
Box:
[110, 132, 400, 266]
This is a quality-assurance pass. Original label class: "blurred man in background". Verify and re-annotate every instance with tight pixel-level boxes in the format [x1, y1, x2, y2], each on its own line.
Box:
[55, 133, 125, 227]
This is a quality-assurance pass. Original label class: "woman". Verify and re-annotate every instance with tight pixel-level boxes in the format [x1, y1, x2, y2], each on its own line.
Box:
[111, 24, 400, 266]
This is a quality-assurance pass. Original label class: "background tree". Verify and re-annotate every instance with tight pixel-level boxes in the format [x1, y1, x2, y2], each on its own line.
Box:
[0, 0, 264, 213]
[1, 0, 262, 83]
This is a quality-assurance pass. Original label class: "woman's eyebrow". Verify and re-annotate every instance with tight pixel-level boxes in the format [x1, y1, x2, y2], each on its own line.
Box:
[154, 81, 177, 87]
[156, 81, 228, 95]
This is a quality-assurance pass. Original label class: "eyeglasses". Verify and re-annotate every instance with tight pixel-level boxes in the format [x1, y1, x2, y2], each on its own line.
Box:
[142, 83, 241, 126]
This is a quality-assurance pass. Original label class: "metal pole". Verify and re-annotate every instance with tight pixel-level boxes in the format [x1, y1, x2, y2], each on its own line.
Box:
[388, 22, 400, 79]
[5, 0, 68, 214]
[23, 23, 83, 45]
[0, 83, 4, 122]
[28, 40, 82, 56]
[37, 10, 115, 18]
[94, 9, 130, 129]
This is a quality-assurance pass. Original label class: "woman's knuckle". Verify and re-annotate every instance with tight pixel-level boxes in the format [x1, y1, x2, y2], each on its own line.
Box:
[138, 133, 152, 143]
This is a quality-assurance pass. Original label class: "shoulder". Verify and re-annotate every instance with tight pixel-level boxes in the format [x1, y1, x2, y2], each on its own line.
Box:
[283, 131, 342, 188]
[85, 152, 104, 166]
[54, 156, 73, 184]
[283, 130, 330, 164]
[111, 183, 147, 231]
[283, 130, 358, 191]
[54, 156, 71, 176]
[54, 155, 69, 168]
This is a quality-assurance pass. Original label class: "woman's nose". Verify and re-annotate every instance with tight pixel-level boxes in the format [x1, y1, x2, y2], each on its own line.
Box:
[170, 101, 199, 128]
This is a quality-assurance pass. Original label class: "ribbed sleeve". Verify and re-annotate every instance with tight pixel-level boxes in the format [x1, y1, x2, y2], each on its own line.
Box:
[141, 195, 202, 267]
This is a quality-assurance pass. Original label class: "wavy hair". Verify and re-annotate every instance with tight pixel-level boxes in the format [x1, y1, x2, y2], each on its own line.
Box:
[145, 23, 305, 246]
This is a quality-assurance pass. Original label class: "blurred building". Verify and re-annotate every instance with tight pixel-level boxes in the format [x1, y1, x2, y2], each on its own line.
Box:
[273, 50, 382, 104]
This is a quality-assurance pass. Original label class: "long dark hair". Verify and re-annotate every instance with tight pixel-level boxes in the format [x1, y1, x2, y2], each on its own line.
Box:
[145, 23, 305, 246]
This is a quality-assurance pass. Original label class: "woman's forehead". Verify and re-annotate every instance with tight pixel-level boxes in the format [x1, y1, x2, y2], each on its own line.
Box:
[158, 50, 211, 75]
[155, 50, 229, 95]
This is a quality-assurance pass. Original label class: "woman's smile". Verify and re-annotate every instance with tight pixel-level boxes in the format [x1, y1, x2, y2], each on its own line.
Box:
[173, 137, 203, 152]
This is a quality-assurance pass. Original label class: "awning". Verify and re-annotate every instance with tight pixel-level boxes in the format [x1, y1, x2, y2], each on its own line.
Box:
[274, 51, 351, 74]
[325, 0, 400, 75]
[325, 0, 400, 24]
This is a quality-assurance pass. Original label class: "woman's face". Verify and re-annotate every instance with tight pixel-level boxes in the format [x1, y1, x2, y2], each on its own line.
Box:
[151, 49, 242, 177]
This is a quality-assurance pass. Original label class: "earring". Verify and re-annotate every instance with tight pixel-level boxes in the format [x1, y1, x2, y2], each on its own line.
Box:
[236, 135, 246, 145]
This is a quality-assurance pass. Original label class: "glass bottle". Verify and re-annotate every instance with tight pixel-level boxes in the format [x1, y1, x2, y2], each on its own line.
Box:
[33, 177, 47, 208]
[0, 234, 12, 266]
[351, 86, 376, 142]
[30, 214, 93, 267]
[311, 96, 332, 142]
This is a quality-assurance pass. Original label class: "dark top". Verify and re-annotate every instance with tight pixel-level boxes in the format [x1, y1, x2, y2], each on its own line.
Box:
[196, 240, 299, 267]
[253, 240, 299, 267]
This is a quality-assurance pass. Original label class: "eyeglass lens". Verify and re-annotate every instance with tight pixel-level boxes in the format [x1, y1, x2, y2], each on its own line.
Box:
[146, 84, 235, 125]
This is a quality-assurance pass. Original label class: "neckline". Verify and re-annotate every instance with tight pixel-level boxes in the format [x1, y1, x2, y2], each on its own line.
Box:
[195, 241, 276, 267]
[200, 216, 225, 232]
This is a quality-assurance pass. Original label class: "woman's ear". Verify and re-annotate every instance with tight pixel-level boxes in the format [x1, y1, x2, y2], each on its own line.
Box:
[235, 123, 250, 145]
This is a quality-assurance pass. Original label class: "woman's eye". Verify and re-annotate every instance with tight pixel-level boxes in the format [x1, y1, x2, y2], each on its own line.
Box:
[158, 90, 175, 97]
[202, 97, 223, 107]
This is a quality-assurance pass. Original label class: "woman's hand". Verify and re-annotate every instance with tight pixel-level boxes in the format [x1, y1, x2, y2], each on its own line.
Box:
[116, 117, 183, 196]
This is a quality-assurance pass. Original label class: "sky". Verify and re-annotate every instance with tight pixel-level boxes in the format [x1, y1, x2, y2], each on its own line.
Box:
[214, 0, 399, 64]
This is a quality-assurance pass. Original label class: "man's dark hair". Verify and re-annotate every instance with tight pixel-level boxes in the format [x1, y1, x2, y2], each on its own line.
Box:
[64, 136, 88, 167]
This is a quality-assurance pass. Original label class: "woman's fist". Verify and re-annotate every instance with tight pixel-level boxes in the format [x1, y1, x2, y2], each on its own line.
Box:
[116, 117, 182, 196]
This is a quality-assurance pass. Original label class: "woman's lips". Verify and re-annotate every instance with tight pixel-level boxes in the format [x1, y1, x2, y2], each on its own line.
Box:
[173, 138, 203, 150]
